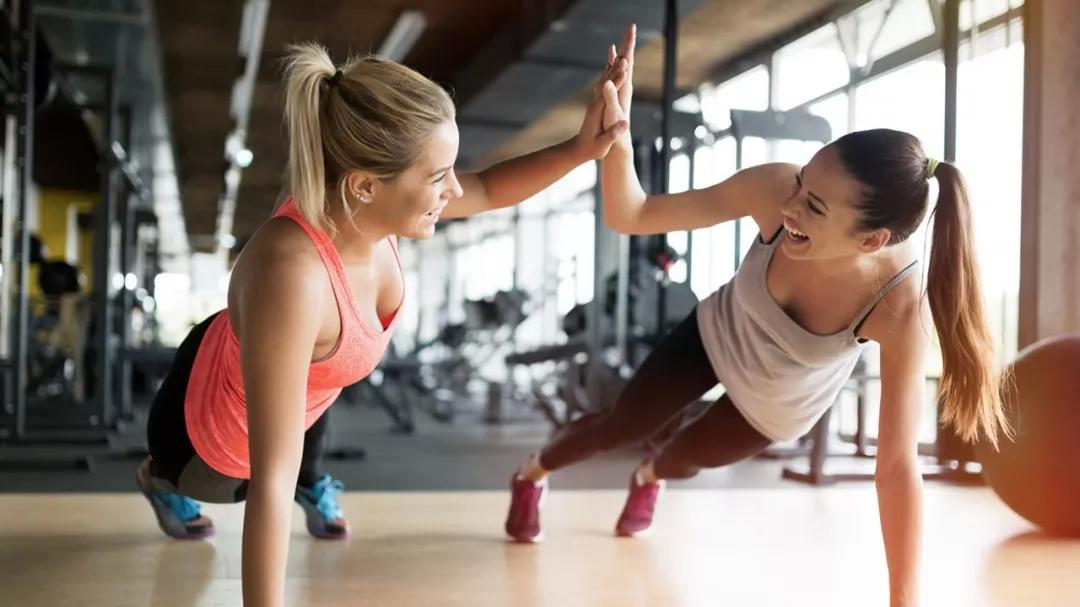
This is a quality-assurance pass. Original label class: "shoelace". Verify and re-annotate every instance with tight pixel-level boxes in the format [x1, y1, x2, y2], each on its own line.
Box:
[308, 476, 345, 521]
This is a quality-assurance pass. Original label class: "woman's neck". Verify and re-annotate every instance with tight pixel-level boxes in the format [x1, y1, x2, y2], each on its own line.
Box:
[324, 196, 390, 264]
[796, 242, 913, 288]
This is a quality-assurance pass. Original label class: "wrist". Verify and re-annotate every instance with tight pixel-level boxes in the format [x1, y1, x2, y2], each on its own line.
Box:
[566, 136, 593, 163]
[609, 134, 633, 157]
[890, 585, 919, 607]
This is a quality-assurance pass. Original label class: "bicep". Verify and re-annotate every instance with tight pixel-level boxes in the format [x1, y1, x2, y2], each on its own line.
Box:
[237, 263, 324, 481]
[872, 304, 929, 469]
[631, 162, 794, 235]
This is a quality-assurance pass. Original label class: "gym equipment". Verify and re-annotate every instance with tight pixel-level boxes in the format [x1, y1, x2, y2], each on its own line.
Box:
[780, 368, 986, 486]
[505, 0, 700, 434]
[0, 9, 151, 470]
[975, 334, 1080, 537]
[336, 288, 532, 434]
[508, 268, 698, 430]
[28, 259, 88, 402]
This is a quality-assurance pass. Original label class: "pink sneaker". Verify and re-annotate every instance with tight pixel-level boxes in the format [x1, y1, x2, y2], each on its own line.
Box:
[615, 472, 664, 537]
[505, 474, 547, 543]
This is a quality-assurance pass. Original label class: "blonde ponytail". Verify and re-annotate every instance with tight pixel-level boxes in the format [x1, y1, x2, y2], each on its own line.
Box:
[283, 43, 337, 230]
[281, 43, 455, 234]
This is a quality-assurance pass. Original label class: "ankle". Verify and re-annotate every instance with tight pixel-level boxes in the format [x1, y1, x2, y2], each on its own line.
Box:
[636, 461, 660, 485]
[138, 457, 158, 484]
[519, 454, 549, 484]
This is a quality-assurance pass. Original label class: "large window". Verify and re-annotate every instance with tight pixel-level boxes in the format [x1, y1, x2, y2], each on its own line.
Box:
[699, 65, 769, 131]
[677, 0, 1025, 444]
[689, 142, 736, 298]
[853, 53, 946, 158]
[773, 24, 848, 111]
[959, 0, 1022, 30]
[840, 0, 937, 66]
[957, 17, 1024, 362]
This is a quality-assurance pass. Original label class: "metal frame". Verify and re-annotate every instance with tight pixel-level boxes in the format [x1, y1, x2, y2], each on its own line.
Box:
[0, 5, 151, 467]
[653, 0, 678, 343]
[698, 2, 1023, 148]
[0, 0, 91, 469]
[8, 0, 35, 440]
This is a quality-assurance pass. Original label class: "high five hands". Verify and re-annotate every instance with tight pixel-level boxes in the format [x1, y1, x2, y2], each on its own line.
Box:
[573, 24, 638, 161]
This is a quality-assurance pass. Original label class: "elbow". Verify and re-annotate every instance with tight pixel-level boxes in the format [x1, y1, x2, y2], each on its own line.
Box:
[603, 213, 634, 235]
[602, 196, 649, 235]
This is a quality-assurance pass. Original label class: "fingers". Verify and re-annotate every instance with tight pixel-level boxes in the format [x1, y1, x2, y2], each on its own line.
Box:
[596, 59, 627, 98]
[617, 85, 633, 117]
[602, 120, 629, 143]
[602, 80, 621, 110]
[608, 44, 617, 66]
[601, 80, 623, 130]
[611, 57, 629, 89]
[619, 24, 637, 69]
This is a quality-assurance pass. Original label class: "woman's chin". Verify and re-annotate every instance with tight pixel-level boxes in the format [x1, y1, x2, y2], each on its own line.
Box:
[410, 223, 437, 240]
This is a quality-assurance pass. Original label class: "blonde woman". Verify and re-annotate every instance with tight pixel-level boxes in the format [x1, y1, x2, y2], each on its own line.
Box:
[136, 40, 631, 606]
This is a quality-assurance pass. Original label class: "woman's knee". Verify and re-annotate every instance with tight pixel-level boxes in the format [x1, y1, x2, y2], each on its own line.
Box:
[653, 450, 702, 480]
[175, 456, 247, 504]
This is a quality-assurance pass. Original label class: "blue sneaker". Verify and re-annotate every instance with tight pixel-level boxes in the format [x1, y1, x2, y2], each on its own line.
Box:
[136, 458, 215, 540]
[295, 475, 349, 539]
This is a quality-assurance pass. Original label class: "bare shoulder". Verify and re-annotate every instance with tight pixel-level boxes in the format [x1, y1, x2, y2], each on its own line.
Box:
[229, 218, 329, 316]
[740, 162, 798, 238]
[859, 270, 926, 347]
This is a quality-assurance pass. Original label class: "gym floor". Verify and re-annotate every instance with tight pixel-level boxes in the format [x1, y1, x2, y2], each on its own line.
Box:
[2, 404, 1079, 606]
[2, 487, 1075, 606]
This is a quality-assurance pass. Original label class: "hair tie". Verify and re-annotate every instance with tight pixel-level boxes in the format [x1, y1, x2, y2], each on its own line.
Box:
[327, 69, 343, 87]
[925, 157, 940, 180]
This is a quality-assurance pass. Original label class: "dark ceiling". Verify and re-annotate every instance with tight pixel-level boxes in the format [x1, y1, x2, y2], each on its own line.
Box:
[154, 0, 852, 252]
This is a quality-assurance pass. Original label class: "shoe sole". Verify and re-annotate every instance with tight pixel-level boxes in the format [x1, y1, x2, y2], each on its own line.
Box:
[506, 531, 544, 544]
[615, 526, 653, 538]
[304, 517, 350, 540]
[296, 497, 350, 540]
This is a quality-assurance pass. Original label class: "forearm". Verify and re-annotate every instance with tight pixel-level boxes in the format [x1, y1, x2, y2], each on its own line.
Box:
[242, 477, 298, 607]
[476, 138, 590, 211]
[600, 138, 649, 233]
[876, 467, 924, 607]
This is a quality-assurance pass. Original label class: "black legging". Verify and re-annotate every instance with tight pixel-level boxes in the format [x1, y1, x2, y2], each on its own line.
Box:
[146, 313, 328, 503]
[538, 309, 772, 480]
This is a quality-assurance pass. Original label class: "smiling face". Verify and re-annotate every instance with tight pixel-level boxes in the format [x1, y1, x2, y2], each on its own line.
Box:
[345, 120, 464, 240]
[778, 144, 891, 261]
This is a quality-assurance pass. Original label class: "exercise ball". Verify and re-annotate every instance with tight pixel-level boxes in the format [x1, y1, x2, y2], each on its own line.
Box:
[976, 334, 1080, 536]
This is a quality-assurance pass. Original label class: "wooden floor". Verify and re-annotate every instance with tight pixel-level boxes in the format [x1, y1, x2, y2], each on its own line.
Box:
[1, 487, 1077, 606]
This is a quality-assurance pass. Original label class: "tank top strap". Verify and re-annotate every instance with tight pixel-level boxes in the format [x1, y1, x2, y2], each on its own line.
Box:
[847, 260, 921, 335]
[271, 198, 355, 314]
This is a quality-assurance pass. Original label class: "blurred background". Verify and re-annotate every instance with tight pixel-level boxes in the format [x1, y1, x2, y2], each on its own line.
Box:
[0, 0, 1057, 491]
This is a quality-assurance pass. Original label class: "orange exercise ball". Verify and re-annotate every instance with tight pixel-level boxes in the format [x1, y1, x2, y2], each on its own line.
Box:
[976, 334, 1080, 537]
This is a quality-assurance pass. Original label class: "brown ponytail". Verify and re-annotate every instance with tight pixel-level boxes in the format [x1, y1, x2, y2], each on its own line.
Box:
[834, 129, 1011, 448]
[926, 161, 1011, 448]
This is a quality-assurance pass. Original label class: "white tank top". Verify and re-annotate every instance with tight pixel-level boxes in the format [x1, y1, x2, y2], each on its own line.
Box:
[696, 229, 919, 442]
